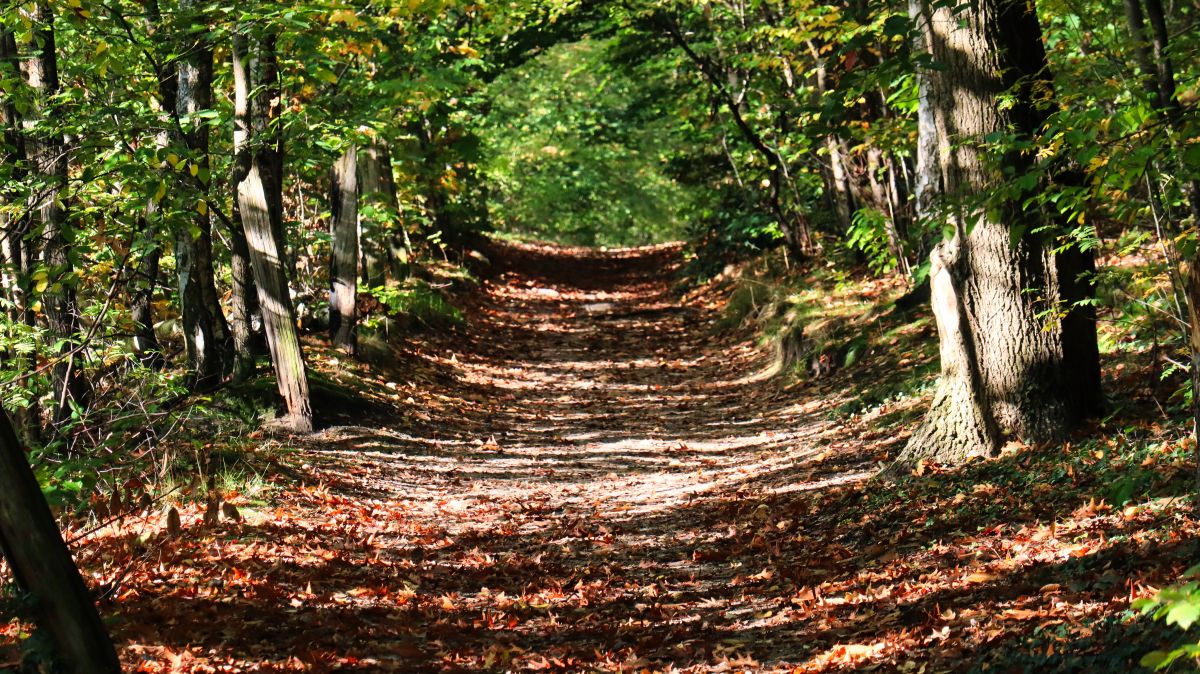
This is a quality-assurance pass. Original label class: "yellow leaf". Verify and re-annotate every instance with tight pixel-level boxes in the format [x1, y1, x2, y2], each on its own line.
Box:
[189, 163, 199, 177]
[196, 200, 208, 216]
[166, 153, 180, 167]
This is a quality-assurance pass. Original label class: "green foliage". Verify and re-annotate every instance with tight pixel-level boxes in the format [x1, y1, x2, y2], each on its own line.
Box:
[846, 208, 897, 275]
[364, 280, 463, 330]
[479, 39, 694, 247]
[1136, 570, 1200, 670]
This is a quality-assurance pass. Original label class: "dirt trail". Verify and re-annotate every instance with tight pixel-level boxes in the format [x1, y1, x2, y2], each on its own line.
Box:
[319, 242, 859, 523]
[104, 242, 883, 673]
[295, 242, 875, 670]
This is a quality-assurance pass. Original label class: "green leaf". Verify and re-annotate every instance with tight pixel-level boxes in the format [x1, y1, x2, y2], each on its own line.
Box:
[1140, 651, 1169, 669]
[1166, 600, 1200, 629]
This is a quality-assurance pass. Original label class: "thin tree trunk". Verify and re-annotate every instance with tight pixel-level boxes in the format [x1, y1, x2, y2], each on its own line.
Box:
[329, 146, 359, 354]
[129, 243, 163, 368]
[128, 0, 175, 370]
[228, 35, 260, 384]
[174, 0, 229, 388]
[657, 12, 808, 255]
[1126, 0, 1200, 509]
[19, 1, 89, 426]
[358, 140, 398, 286]
[893, 0, 1100, 468]
[0, 25, 41, 444]
[0, 404, 123, 673]
[0, 27, 28, 327]
[232, 32, 312, 432]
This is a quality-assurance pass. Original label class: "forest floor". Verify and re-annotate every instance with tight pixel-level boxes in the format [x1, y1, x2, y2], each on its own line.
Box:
[5, 241, 1200, 673]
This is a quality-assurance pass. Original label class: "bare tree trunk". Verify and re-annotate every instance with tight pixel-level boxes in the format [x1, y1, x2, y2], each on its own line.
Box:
[657, 12, 809, 255]
[0, 404, 122, 673]
[232, 32, 312, 432]
[329, 146, 359, 354]
[225, 217, 259, 383]
[19, 1, 90, 426]
[174, 0, 229, 389]
[893, 0, 1100, 468]
[0, 26, 41, 443]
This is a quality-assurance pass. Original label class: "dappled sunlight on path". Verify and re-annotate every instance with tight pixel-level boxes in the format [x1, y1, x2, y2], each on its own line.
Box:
[55, 240, 1185, 673]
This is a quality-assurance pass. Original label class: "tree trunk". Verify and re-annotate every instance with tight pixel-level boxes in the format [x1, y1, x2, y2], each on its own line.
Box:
[225, 217, 260, 383]
[129, 242, 163, 368]
[0, 26, 28, 327]
[0, 26, 41, 444]
[894, 0, 1100, 468]
[329, 146, 359, 354]
[358, 140, 401, 285]
[657, 12, 809, 256]
[19, 1, 90, 425]
[232, 32, 312, 433]
[1123, 0, 1200, 508]
[128, 0, 176, 370]
[0, 404, 122, 673]
[228, 35, 260, 384]
[174, 0, 229, 389]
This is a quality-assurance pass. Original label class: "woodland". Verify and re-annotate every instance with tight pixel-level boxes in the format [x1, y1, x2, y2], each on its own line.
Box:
[1, 0, 1200, 671]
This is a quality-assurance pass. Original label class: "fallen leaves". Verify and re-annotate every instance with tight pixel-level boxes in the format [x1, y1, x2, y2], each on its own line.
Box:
[4, 243, 1191, 674]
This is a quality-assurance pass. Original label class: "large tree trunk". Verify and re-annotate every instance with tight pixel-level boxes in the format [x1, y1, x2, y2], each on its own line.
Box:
[0, 405, 122, 673]
[894, 0, 1100, 467]
[329, 146, 359, 354]
[19, 1, 90, 426]
[174, 0, 230, 389]
[232, 32, 312, 433]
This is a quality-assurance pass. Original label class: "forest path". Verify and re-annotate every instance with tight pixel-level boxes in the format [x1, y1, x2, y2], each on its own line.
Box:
[109, 242, 883, 673]
[292, 241, 871, 670]
[317, 241, 856, 527]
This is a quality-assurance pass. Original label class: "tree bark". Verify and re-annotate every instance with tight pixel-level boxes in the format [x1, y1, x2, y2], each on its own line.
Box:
[19, 1, 90, 426]
[894, 0, 1100, 468]
[0, 404, 122, 673]
[0, 26, 29, 328]
[174, 0, 230, 389]
[228, 35, 260, 384]
[127, 0, 176, 370]
[128, 242, 163, 368]
[329, 146, 359, 354]
[232, 32, 313, 432]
